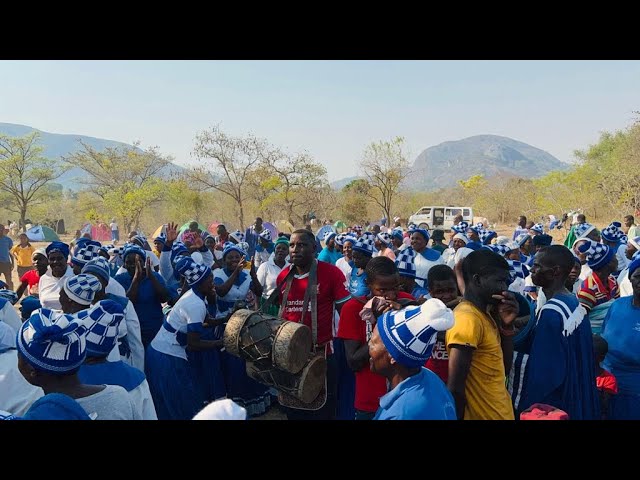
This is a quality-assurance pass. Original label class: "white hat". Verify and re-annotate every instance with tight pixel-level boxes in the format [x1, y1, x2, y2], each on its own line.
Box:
[193, 399, 247, 420]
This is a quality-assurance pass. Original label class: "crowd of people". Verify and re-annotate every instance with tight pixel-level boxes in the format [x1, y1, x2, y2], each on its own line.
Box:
[0, 211, 639, 420]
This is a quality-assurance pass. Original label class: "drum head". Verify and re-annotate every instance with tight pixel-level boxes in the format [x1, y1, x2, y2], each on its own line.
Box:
[297, 355, 327, 404]
[272, 321, 313, 374]
[223, 309, 255, 357]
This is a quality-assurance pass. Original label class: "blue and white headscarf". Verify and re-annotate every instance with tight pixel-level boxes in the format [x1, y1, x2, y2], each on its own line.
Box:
[259, 230, 273, 243]
[76, 299, 125, 358]
[230, 230, 245, 243]
[515, 233, 531, 249]
[601, 221, 624, 243]
[390, 228, 404, 242]
[81, 257, 111, 284]
[578, 240, 615, 271]
[170, 242, 189, 266]
[0, 289, 18, 305]
[352, 237, 377, 257]
[154, 233, 167, 246]
[222, 241, 247, 260]
[451, 222, 469, 235]
[17, 309, 88, 374]
[377, 299, 454, 368]
[72, 240, 102, 267]
[376, 232, 393, 247]
[507, 260, 529, 282]
[478, 229, 497, 245]
[629, 235, 640, 252]
[529, 223, 545, 235]
[63, 274, 102, 306]
[574, 223, 596, 240]
[122, 244, 147, 262]
[99, 244, 114, 255]
[323, 230, 337, 244]
[409, 227, 430, 243]
[176, 258, 212, 289]
[395, 249, 417, 279]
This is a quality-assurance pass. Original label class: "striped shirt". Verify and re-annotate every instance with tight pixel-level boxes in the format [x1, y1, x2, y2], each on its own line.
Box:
[577, 272, 620, 312]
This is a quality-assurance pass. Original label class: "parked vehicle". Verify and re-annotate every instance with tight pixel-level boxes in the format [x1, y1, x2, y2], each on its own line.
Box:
[408, 206, 474, 231]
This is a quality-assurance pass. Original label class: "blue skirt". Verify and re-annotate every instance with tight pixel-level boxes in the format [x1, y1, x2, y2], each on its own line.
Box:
[187, 327, 227, 402]
[219, 351, 272, 417]
[145, 346, 203, 420]
[609, 392, 640, 420]
[333, 338, 356, 420]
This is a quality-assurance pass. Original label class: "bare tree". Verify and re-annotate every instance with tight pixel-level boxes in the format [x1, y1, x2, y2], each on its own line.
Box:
[0, 132, 67, 231]
[360, 137, 410, 225]
[188, 126, 268, 230]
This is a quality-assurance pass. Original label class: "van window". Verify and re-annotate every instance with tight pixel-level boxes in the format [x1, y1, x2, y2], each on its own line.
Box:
[449, 208, 462, 217]
[463, 208, 470, 217]
[418, 207, 431, 215]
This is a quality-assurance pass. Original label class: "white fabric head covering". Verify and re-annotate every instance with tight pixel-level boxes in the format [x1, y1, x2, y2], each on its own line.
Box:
[193, 399, 247, 420]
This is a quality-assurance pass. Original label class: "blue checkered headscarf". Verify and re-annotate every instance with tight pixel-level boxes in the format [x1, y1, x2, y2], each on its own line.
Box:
[259, 230, 273, 242]
[75, 299, 125, 358]
[72, 240, 102, 267]
[81, 257, 111, 284]
[0, 289, 18, 305]
[222, 242, 247, 260]
[377, 299, 455, 368]
[451, 222, 469, 235]
[352, 237, 377, 257]
[578, 240, 615, 271]
[478, 229, 497, 245]
[529, 223, 545, 235]
[122, 244, 147, 263]
[601, 221, 624, 243]
[63, 274, 102, 306]
[574, 223, 596, 240]
[376, 232, 392, 247]
[395, 249, 417, 279]
[175, 258, 212, 289]
[17, 308, 88, 374]
[409, 227, 430, 243]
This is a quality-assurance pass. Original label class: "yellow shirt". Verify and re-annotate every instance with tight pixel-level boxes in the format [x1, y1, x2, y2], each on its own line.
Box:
[446, 300, 515, 420]
[11, 244, 35, 267]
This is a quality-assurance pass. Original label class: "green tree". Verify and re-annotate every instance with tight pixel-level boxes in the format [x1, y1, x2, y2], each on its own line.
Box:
[360, 137, 410, 225]
[339, 179, 370, 225]
[64, 141, 172, 231]
[0, 132, 67, 231]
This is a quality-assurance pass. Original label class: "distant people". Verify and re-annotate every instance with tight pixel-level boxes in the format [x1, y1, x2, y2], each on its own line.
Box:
[624, 215, 638, 239]
[349, 237, 376, 297]
[15, 248, 48, 300]
[110, 218, 119, 242]
[10, 233, 34, 278]
[601, 222, 629, 273]
[244, 217, 265, 259]
[409, 228, 444, 289]
[374, 232, 396, 261]
[0, 224, 14, 290]
[335, 235, 355, 287]
[446, 249, 518, 420]
[256, 237, 289, 316]
[430, 229, 448, 254]
[513, 216, 529, 241]
[318, 231, 342, 265]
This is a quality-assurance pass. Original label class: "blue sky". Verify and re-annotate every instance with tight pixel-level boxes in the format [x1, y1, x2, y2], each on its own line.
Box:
[1, 60, 639, 181]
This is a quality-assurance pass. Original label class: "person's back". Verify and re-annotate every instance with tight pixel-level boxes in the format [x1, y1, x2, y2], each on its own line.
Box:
[75, 384, 141, 420]
[374, 367, 456, 420]
[520, 293, 599, 420]
[78, 361, 157, 420]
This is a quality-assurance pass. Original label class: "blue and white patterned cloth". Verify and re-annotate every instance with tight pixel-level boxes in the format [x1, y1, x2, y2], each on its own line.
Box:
[76, 299, 125, 358]
[63, 274, 102, 305]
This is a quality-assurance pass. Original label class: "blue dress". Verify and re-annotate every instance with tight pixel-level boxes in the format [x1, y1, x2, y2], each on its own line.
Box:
[115, 271, 167, 347]
[519, 293, 600, 420]
[349, 268, 369, 297]
[602, 296, 640, 419]
[318, 247, 342, 265]
[214, 268, 272, 417]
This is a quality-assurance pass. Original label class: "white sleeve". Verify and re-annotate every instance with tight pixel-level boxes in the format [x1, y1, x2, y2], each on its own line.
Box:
[130, 380, 158, 420]
[0, 304, 22, 334]
[159, 250, 174, 283]
[200, 249, 214, 268]
[123, 300, 145, 371]
[256, 263, 268, 289]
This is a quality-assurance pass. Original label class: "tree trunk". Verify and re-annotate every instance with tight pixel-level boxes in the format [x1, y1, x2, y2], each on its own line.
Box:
[20, 206, 27, 233]
[238, 198, 245, 231]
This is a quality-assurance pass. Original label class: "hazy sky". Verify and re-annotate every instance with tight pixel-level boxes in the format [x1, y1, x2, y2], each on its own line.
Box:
[1, 60, 639, 181]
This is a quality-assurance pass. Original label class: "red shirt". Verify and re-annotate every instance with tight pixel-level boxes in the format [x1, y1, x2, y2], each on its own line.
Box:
[20, 269, 41, 296]
[425, 337, 449, 383]
[596, 369, 618, 395]
[277, 262, 350, 347]
[336, 292, 414, 412]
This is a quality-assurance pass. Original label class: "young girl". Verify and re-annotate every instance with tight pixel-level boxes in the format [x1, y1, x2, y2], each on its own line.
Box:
[11, 233, 35, 278]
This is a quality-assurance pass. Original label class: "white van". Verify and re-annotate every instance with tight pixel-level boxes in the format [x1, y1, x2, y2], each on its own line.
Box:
[408, 206, 474, 231]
